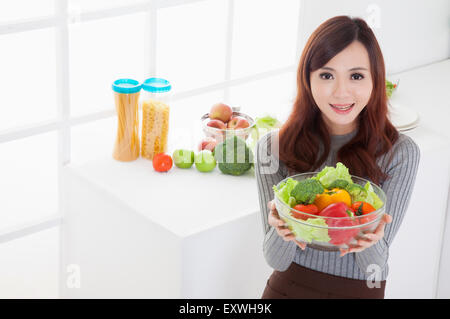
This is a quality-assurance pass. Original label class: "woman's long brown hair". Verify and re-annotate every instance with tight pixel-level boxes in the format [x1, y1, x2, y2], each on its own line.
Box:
[279, 16, 399, 185]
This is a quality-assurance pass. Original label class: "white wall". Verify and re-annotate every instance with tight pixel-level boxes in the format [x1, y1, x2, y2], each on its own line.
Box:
[298, 0, 450, 74]
[0, 227, 59, 298]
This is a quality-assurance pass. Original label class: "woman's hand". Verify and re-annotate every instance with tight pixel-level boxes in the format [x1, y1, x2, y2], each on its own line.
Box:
[339, 214, 393, 257]
[267, 200, 307, 250]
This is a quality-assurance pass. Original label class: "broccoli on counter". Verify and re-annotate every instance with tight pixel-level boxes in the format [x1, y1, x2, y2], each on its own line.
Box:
[214, 135, 254, 176]
[290, 178, 325, 205]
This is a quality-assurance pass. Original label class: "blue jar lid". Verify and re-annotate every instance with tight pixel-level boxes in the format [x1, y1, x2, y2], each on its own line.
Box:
[142, 78, 172, 93]
[112, 79, 142, 94]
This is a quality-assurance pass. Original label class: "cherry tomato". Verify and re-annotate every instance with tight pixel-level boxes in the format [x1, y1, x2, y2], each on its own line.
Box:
[152, 153, 173, 172]
[291, 204, 319, 220]
[352, 201, 377, 225]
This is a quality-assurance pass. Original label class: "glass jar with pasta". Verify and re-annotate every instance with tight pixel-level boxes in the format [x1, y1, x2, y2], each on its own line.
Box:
[112, 78, 142, 162]
[140, 77, 172, 160]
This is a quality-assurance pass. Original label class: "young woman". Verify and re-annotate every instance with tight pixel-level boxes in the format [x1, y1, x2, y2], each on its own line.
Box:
[255, 16, 420, 299]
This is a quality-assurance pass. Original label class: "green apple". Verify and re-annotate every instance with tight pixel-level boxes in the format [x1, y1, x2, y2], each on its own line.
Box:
[172, 149, 195, 169]
[194, 150, 216, 172]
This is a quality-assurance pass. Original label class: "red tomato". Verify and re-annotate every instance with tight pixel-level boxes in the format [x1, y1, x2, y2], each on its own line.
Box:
[152, 153, 173, 172]
[291, 204, 319, 220]
[352, 202, 377, 225]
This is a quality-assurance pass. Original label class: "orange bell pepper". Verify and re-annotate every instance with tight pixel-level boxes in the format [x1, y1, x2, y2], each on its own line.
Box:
[314, 188, 352, 211]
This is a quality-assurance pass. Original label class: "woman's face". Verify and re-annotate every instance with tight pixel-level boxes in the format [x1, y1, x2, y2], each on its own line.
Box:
[310, 40, 373, 135]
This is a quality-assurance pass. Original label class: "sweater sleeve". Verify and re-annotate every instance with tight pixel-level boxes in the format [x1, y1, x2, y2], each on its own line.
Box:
[355, 135, 421, 275]
[255, 132, 297, 271]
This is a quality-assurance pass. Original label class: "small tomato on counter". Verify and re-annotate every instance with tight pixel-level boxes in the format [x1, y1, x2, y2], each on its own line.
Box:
[153, 153, 173, 172]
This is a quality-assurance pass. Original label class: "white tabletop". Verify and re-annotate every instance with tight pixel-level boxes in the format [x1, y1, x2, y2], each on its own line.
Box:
[67, 157, 259, 238]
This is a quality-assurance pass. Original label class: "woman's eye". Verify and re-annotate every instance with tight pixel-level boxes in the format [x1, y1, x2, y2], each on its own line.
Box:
[351, 73, 364, 80]
[319, 73, 333, 80]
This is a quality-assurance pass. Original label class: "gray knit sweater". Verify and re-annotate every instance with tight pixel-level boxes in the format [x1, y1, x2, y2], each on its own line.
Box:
[255, 129, 420, 280]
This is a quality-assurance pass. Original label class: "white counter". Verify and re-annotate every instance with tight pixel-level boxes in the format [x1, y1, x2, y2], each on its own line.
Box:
[61, 59, 450, 299]
[61, 159, 273, 298]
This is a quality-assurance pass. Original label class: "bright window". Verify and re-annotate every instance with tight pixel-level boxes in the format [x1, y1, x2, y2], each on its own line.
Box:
[157, 0, 228, 92]
[69, 13, 147, 116]
[231, 0, 299, 79]
[0, 0, 301, 298]
[0, 132, 58, 229]
[0, 28, 57, 131]
[0, 0, 55, 23]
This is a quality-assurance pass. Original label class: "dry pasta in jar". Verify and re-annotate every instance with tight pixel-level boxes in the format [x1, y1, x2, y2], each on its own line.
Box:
[111, 79, 142, 162]
[140, 78, 172, 160]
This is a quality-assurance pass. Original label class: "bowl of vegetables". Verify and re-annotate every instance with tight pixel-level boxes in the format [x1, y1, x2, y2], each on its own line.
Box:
[273, 163, 386, 251]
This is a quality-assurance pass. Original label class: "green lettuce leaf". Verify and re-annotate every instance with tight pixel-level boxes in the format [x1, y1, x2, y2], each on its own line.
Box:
[363, 182, 384, 210]
[386, 80, 397, 99]
[249, 115, 282, 154]
[273, 178, 298, 205]
[313, 162, 353, 189]
[285, 217, 331, 243]
[255, 115, 282, 130]
[287, 196, 297, 208]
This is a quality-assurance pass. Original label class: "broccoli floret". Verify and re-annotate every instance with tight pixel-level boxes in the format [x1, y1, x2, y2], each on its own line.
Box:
[328, 179, 350, 189]
[345, 183, 368, 202]
[214, 136, 254, 176]
[290, 178, 324, 204]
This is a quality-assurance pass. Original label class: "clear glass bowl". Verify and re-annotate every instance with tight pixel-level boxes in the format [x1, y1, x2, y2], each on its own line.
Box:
[274, 172, 386, 251]
[200, 111, 256, 144]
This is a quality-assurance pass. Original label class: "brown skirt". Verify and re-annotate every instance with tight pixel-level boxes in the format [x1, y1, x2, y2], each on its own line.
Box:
[261, 262, 386, 299]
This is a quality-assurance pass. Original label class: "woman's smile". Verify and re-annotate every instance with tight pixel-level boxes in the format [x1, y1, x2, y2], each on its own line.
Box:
[329, 103, 355, 114]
